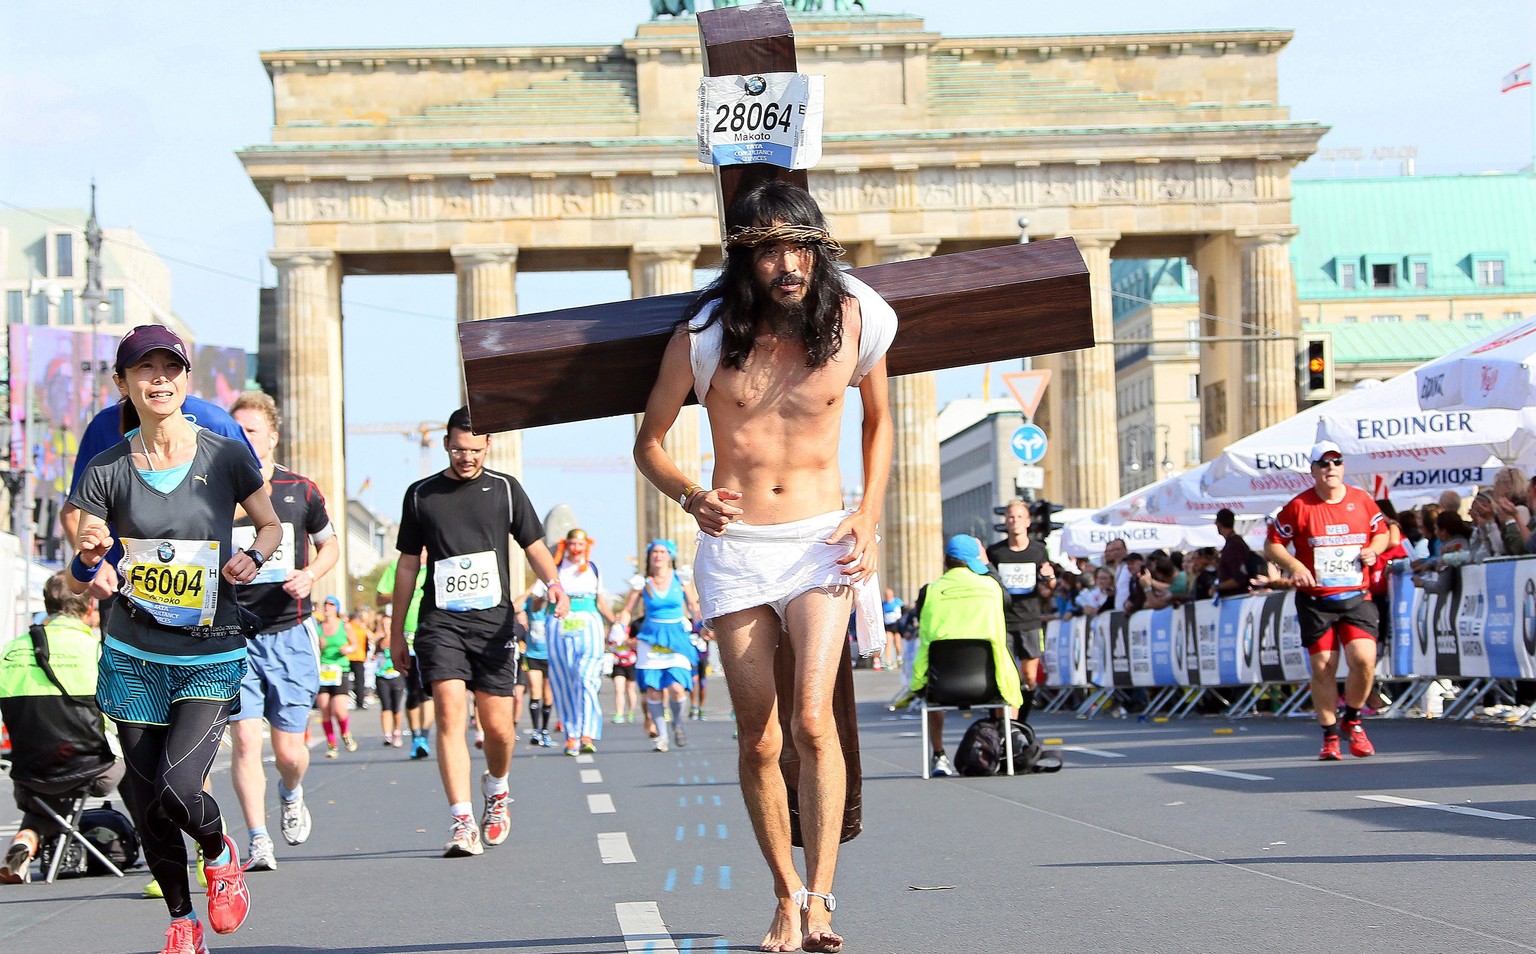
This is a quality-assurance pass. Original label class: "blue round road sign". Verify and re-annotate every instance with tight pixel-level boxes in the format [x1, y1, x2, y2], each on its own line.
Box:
[1010, 424, 1048, 463]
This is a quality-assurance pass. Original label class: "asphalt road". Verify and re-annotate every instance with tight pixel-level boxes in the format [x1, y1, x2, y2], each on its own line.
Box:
[3, 668, 1534, 953]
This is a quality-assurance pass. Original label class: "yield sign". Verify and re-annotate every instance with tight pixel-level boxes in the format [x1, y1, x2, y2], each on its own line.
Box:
[1002, 370, 1052, 419]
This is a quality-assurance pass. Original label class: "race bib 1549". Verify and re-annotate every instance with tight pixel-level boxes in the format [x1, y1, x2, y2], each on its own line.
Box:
[697, 72, 824, 170]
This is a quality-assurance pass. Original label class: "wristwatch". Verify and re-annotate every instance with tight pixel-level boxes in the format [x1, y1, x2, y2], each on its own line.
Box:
[243, 548, 267, 569]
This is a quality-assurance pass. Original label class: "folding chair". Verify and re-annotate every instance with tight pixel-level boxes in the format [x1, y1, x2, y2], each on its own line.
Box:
[19, 786, 127, 884]
[919, 639, 1014, 778]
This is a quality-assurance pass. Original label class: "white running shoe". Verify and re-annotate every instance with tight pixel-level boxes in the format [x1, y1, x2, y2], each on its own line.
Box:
[245, 834, 277, 871]
[653, 736, 670, 753]
[444, 816, 484, 857]
[930, 753, 956, 778]
[280, 793, 312, 846]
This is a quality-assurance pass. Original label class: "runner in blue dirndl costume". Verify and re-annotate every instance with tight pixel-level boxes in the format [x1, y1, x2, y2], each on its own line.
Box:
[619, 539, 700, 753]
[537, 529, 615, 755]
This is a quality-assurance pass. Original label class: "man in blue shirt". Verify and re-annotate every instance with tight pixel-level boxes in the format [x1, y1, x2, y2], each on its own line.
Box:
[59, 395, 257, 599]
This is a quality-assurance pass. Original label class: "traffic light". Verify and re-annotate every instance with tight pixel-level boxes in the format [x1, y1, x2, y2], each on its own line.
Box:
[1029, 499, 1065, 537]
[1300, 334, 1333, 399]
[992, 505, 1008, 535]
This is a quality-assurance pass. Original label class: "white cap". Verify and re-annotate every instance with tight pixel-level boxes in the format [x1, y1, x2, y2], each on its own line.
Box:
[1309, 440, 1344, 463]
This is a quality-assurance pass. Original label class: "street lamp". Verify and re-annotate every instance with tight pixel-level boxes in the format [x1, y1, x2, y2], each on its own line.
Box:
[15, 279, 61, 622]
[1157, 423, 1174, 476]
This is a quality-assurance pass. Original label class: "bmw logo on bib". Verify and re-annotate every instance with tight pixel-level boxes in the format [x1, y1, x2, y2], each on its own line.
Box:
[157, 542, 176, 563]
[459, 557, 472, 569]
[744, 75, 767, 96]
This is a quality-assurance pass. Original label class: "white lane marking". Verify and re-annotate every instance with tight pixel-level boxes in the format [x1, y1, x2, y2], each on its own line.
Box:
[581, 769, 604, 784]
[615, 901, 678, 953]
[1173, 764, 1273, 781]
[576, 753, 595, 764]
[588, 793, 617, 814]
[1060, 745, 1125, 758]
[1359, 794, 1533, 821]
[598, 831, 637, 864]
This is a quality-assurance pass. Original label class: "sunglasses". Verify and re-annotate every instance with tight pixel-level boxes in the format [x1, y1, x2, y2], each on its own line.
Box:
[1313, 458, 1344, 468]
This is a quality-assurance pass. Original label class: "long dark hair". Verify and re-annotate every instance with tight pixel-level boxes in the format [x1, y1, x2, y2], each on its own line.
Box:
[682, 180, 849, 370]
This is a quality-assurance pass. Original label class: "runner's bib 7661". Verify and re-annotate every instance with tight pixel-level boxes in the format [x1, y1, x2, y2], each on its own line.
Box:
[434, 550, 502, 611]
[997, 562, 1038, 596]
[1315, 545, 1363, 589]
[117, 537, 220, 628]
[232, 523, 295, 585]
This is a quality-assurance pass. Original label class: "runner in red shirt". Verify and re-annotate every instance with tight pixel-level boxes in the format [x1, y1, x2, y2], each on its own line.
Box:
[1265, 441, 1390, 761]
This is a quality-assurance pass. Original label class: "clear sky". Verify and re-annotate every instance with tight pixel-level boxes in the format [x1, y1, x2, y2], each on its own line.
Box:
[2, 0, 1531, 574]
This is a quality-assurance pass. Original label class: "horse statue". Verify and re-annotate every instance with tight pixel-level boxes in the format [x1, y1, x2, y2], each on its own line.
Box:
[650, 0, 695, 18]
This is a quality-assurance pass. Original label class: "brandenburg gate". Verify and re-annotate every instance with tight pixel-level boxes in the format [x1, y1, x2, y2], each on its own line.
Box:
[239, 11, 1323, 600]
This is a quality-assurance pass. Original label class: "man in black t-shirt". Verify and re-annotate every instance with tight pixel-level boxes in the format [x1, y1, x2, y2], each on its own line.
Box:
[390, 406, 568, 859]
[227, 392, 340, 871]
[986, 500, 1056, 723]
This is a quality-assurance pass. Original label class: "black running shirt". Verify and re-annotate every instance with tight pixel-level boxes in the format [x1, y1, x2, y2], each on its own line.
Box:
[395, 469, 544, 639]
[986, 539, 1050, 637]
[234, 465, 334, 633]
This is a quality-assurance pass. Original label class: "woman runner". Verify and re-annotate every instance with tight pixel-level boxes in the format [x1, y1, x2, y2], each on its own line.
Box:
[619, 540, 700, 753]
[67, 325, 281, 954]
[315, 596, 358, 757]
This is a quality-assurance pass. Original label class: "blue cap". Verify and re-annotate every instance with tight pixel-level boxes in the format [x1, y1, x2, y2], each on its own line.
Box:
[324, 596, 342, 613]
[944, 534, 989, 575]
[647, 538, 678, 560]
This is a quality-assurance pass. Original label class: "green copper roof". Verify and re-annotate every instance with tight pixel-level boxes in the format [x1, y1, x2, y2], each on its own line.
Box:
[1110, 258, 1198, 321]
[1303, 316, 1525, 365]
[1290, 173, 1536, 299]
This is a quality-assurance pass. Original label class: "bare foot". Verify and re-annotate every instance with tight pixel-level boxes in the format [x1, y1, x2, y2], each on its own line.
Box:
[801, 896, 842, 954]
[760, 898, 803, 952]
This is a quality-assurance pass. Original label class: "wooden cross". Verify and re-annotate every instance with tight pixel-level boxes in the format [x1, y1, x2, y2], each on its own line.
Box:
[459, 1, 1094, 841]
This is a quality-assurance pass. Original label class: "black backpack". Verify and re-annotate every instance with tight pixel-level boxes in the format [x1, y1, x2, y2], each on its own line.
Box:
[954, 718, 1064, 777]
[37, 801, 140, 878]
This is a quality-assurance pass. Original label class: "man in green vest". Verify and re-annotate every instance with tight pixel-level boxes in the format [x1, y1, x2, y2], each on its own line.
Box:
[0, 573, 122, 884]
[905, 535, 1022, 778]
[376, 553, 434, 759]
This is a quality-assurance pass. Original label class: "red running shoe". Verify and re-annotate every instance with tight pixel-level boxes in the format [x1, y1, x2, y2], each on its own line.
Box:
[203, 834, 251, 934]
[159, 918, 209, 954]
[1318, 734, 1342, 761]
[481, 788, 512, 847]
[1344, 720, 1375, 758]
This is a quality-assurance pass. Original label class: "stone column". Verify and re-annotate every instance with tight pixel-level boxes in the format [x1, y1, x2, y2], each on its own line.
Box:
[630, 243, 702, 568]
[270, 248, 349, 604]
[875, 236, 942, 604]
[452, 244, 522, 480]
[452, 244, 525, 590]
[1057, 233, 1121, 508]
[1238, 228, 1302, 433]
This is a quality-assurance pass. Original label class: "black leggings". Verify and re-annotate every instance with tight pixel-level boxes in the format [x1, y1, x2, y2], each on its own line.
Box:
[116, 700, 232, 919]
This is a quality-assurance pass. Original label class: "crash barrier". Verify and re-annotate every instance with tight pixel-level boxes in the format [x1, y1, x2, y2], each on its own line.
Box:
[1039, 564, 1536, 723]
[1383, 556, 1536, 720]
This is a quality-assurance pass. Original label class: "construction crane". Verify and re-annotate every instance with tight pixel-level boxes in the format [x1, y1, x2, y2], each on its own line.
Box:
[346, 421, 445, 477]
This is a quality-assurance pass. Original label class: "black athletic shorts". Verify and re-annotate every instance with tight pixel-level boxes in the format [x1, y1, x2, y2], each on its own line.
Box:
[1008, 626, 1043, 662]
[612, 663, 636, 682]
[1295, 591, 1379, 650]
[405, 662, 430, 708]
[522, 656, 548, 673]
[414, 627, 520, 697]
[375, 675, 405, 713]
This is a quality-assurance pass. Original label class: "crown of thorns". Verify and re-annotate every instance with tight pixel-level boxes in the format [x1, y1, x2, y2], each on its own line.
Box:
[724, 223, 845, 258]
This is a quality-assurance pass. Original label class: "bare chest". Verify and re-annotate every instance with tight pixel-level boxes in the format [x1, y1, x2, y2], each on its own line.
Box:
[710, 343, 853, 418]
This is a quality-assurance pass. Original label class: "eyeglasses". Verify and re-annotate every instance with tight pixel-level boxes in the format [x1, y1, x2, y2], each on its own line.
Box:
[447, 447, 486, 458]
[1313, 458, 1344, 469]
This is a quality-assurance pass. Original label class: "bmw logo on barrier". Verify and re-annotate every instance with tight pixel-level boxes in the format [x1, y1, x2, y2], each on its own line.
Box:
[1242, 616, 1257, 670]
[1417, 590, 1431, 655]
[1524, 578, 1536, 657]
[744, 75, 767, 96]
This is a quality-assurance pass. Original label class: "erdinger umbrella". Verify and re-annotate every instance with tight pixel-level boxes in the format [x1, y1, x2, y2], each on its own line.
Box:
[1416, 316, 1536, 411]
[1313, 365, 1536, 473]
[1058, 517, 1222, 559]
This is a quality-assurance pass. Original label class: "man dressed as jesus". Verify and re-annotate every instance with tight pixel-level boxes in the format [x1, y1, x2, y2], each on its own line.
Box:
[636, 180, 893, 954]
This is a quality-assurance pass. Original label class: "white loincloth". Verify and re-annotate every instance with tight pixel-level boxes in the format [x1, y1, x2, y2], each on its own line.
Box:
[693, 509, 886, 658]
